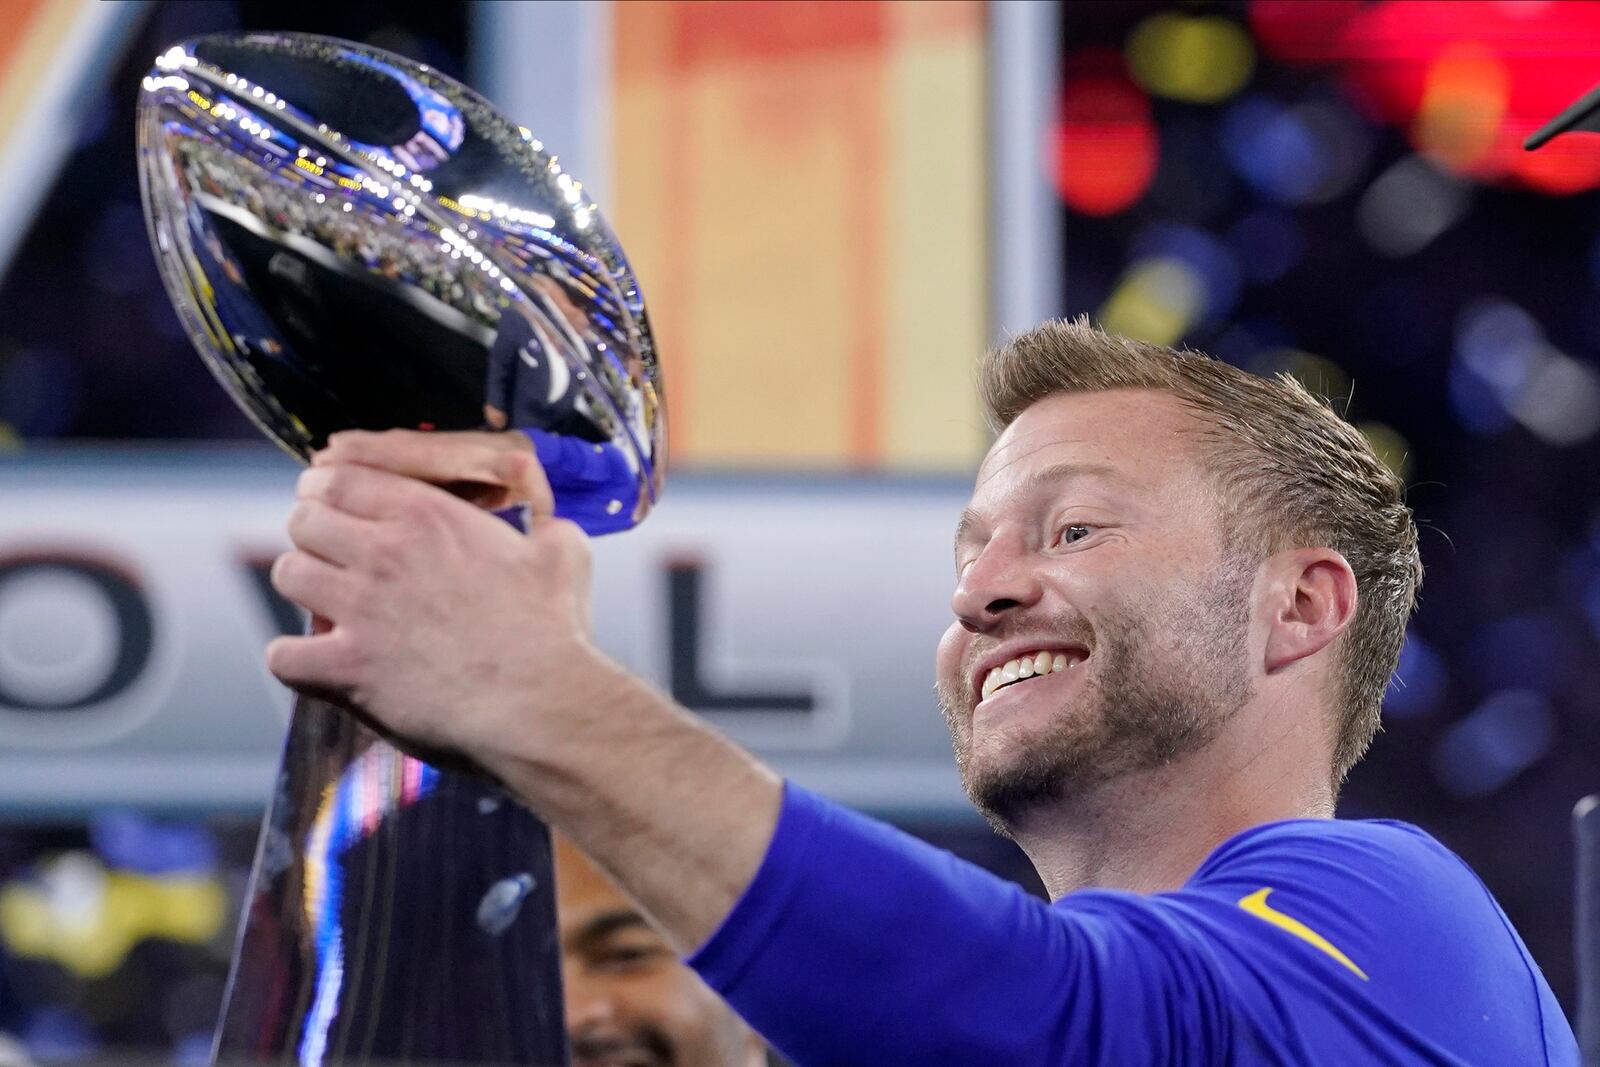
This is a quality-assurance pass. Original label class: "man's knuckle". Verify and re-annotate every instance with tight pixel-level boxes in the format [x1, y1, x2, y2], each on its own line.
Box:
[270, 551, 300, 592]
[312, 466, 345, 507]
[365, 528, 403, 573]
[285, 500, 316, 540]
[340, 639, 374, 679]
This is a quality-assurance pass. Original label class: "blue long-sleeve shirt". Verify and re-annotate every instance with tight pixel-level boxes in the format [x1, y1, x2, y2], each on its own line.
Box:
[690, 782, 1578, 1065]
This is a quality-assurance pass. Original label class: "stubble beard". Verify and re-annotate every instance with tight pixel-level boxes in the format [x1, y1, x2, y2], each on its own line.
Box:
[937, 558, 1256, 837]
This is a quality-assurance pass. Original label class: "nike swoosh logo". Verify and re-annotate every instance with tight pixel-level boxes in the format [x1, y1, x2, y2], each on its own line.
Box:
[1238, 887, 1369, 981]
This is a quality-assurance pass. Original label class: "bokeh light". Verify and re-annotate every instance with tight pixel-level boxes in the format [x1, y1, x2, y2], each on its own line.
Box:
[1097, 256, 1204, 346]
[1431, 689, 1555, 800]
[1357, 420, 1413, 484]
[1221, 95, 1327, 204]
[1451, 299, 1600, 447]
[1470, 613, 1587, 696]
[1219, 93, 1370, 206]
[1412, 41, 1508, 174]
[1129, 222, 1240, 321]
[1126, 13, 1255, 105]
[1339, 0, 1600, 194]
[1052, 50, 1158, 217]
[1248, 0, 1363, 67]
[1385, 630, 1448, 719]
[1357, 155, 1470, 257]
[1250, 347, 1350, 408]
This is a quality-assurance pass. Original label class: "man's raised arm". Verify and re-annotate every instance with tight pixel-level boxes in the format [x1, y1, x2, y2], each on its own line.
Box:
[263, 428, 781, 950]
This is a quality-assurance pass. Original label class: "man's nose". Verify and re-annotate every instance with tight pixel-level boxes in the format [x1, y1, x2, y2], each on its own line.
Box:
[563, 969, 619, 1030]
[950, 537, 1042, 630]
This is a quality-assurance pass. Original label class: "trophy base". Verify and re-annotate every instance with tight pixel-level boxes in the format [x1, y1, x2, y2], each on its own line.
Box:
[213, 696, 568, 1065]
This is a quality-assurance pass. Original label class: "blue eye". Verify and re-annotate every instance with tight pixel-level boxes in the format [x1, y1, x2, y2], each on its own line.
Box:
[1059, 524, 1093, 545]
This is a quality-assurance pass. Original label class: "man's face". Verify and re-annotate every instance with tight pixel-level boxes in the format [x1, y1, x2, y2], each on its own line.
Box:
[556, 839, 763, 1067]
[935, 389, 1257, 832]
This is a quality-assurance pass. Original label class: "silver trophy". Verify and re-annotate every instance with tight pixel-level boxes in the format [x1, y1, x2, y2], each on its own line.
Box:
[136, 32, 664, 1065]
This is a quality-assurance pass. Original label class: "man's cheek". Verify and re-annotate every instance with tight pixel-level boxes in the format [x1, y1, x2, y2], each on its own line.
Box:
[934, 624, 967, 688]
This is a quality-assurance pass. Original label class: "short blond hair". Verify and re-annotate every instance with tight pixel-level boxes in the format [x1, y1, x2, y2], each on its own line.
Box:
[980, 318, 1421, 781]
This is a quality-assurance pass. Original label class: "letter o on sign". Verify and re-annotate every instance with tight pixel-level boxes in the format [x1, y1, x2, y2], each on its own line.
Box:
[0, 555, 154, 711]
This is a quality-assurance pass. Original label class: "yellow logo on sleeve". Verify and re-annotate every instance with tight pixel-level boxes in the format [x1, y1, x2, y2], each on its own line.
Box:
[1238, 887, 1369, 981]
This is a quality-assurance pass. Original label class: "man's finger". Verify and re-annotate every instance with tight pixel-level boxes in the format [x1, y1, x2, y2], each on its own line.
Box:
[297, 462, 453, 522]
[497, 448, 556, 521]
[271, 549, 356, 621]
[284, 498, 379, 566]
[265, 631, 357, 695]
[315, 428, 530, 488]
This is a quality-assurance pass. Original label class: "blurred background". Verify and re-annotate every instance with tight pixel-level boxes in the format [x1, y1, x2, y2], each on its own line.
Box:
[1, 0, 1599, 1060]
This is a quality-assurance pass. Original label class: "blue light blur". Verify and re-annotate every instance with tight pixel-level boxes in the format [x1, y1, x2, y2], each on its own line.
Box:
[88, 810, 217, 876]
[1455, 299, 1541, 396]
[1128, 222, 1241, 321]
[1468, 613, 1581, 695]
[23, 1007, 99, 1063]
[1220, 94, 1327, 204]
[1385, 631, 1448, 719]
[1447, 359, 1516, 435]
[1431, 690, 1555, 799]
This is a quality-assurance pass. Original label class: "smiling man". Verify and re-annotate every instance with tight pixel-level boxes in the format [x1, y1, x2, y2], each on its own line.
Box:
[554, 835, 766, 1067]
[266, 319, 1578, 1064]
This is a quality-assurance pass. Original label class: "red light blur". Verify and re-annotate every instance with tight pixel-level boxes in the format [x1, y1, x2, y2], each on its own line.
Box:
[1322, 0, 1600, 194]
[1248, 0, 1363, 66]
[1051, 50, 1159, 217]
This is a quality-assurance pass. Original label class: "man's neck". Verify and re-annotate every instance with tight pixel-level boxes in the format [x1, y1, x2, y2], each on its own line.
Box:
[1011, 715, 1337, 900]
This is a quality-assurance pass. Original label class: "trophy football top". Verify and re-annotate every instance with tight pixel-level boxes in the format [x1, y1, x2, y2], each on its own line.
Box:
[136, 32, 665, 532]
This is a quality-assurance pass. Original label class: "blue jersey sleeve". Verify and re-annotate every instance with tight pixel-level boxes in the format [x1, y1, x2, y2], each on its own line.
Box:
[688, 782, 1576, 1067]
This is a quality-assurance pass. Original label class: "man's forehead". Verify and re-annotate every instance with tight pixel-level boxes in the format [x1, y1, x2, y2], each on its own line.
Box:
[975, 389, 1194, 490]
[554, 834, 632, 910]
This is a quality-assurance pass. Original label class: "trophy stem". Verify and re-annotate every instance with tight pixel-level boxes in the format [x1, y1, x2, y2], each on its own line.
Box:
[213, 696, 568, 1065]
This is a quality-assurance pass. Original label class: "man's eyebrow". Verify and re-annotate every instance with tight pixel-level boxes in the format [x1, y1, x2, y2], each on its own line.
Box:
[568, 908, 653, 951]
[954, 461, 1126, 551]
[954, 507, 984, 550]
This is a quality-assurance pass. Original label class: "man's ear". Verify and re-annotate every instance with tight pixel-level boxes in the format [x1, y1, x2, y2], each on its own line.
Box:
[1262, 548, 1359, 674]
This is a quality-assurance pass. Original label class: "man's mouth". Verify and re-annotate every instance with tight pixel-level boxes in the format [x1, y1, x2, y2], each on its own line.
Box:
[572, 1056, 658, 1067]
[570, 1033, 670, 1067]
[978, 649, 1086, 701]
[571, 1046, 665, 1067]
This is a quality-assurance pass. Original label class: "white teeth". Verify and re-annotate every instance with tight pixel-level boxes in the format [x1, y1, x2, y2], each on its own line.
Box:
[979, 650, 1083, 700]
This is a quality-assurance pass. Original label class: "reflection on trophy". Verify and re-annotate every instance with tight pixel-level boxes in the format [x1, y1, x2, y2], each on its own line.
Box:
[136, 32, 665, 1064]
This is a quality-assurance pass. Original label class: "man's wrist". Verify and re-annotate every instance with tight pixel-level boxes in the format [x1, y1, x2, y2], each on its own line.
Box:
[473, 643, 651, 797]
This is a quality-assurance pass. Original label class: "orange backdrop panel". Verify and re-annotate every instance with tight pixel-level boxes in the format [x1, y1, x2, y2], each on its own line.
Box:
[614, 0, 988, 470]
[0, 0, 78, 148]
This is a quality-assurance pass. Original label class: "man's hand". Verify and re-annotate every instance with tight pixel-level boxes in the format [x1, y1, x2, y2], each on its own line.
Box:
[265, 428, 783, 953]
[316, 427, 540, 509]
[265, 448, 598, 763]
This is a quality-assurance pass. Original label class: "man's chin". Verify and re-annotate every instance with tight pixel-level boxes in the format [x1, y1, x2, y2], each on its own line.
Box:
[960, 734, 1105, 831]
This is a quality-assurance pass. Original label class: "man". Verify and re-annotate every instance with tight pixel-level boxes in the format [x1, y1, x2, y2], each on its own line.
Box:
[554, 834, 767, 1067]
[266, 319, 1579, 1064]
